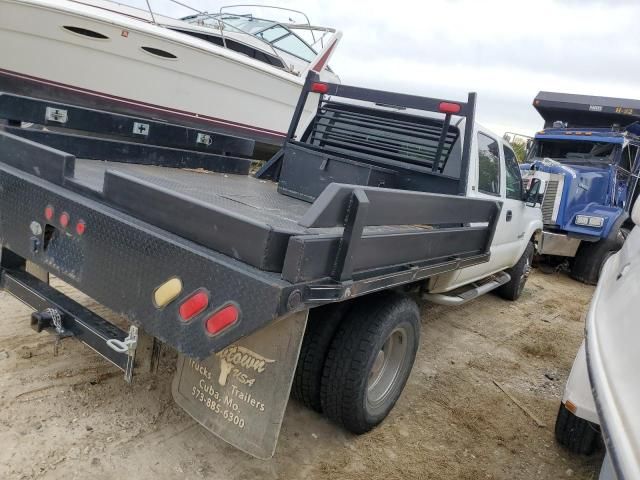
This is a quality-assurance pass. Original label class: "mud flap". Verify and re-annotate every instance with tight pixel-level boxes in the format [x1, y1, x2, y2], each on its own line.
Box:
[171, 310, 308, 459]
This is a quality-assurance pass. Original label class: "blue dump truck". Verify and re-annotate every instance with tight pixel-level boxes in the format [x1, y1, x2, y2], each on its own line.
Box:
[521, 92, 640, 284]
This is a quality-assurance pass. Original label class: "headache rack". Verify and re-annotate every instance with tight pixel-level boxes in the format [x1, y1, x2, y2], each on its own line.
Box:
[305, 102, 459, 172]
[258, 72, 477, 201]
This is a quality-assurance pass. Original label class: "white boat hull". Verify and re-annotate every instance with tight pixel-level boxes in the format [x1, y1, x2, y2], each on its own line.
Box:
[0, 0, 324, 150]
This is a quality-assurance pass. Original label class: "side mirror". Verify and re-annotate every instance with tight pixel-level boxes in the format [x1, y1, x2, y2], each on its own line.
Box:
[524, 178, 541, 207]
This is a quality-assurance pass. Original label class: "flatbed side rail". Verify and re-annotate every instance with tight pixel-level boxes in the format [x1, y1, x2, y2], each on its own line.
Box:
[282, 183, 502, 283]
[0, 129, 75, 185]
[0, 92, 256, 157]
[0, 93, 253, 175]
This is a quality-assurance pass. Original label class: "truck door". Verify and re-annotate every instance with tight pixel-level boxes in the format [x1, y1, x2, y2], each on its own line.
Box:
[475, 133, 522, 269]
[455, 131, 512, 285]
[502, 143, 528, 265]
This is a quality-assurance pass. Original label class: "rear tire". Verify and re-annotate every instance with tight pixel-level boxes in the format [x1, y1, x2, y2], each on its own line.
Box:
[555, 403, 601, 455]
[291, 302, 348, 412]
[320, 292, 420, 434]
[496, 242, 534, 301]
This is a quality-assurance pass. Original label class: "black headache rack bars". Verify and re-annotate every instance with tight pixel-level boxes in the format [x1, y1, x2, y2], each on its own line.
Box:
[0, 87, 499, 363]
[257, 71, 478, 198]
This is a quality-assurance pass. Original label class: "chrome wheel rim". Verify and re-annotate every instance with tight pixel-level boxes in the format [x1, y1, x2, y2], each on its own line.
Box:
[367, 327, 409, 407]
[518, 254, 532, 295]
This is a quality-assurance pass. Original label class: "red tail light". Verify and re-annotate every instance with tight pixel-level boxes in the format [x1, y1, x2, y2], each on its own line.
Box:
[179, 291, 209, 321]
[439, 102, 461, 114]
[311, 82, 329, 94]
[76, 220, 86, 235]
[59, 212, 70, 228]
[205, 305, 239, 335]
[44, 205, 54, 221]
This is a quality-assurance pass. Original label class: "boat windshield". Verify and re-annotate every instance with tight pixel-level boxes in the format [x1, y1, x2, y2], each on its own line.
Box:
[182, 13, 318, 62]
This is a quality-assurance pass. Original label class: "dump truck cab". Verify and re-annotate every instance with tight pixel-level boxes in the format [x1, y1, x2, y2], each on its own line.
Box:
[521, 91, 640, 284]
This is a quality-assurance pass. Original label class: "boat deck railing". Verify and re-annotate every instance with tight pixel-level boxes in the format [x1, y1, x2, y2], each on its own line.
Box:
[140, 1, 336, 73]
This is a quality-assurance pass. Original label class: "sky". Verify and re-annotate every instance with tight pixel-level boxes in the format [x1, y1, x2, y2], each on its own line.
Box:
[125, 0, 640, 136]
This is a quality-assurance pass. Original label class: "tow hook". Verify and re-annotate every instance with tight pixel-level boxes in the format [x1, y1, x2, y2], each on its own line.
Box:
[106, 326, 138, 355]
[106, 326, 139, 383]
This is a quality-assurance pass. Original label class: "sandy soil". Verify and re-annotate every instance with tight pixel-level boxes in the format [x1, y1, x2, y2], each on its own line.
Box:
[0, 270, 603, 480]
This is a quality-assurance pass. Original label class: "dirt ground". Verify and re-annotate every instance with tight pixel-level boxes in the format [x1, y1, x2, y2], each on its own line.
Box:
[0, 269, 604, 480]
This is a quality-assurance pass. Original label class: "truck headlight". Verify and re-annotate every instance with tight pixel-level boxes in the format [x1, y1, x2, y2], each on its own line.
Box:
[575, 215, 604, 227]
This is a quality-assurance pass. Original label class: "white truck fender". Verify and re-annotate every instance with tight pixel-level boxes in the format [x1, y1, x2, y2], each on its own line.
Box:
[513, 218, 543, 261]
[562, 340, 599, 424]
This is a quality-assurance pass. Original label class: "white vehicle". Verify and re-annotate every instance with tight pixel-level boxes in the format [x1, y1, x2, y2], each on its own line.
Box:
[423, 126, 543, 302]
[0, 0, 341, 154]
[556, 199, 640, 478]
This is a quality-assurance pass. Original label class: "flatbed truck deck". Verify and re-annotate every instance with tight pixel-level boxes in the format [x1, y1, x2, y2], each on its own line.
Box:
[0, 73, 523, 458]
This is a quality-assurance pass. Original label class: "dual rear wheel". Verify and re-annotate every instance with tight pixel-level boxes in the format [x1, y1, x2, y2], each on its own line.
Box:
[293, 292, 420, 433]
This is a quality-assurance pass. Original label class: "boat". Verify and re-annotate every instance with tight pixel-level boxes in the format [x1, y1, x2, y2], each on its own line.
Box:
[0, 0, 342, 155]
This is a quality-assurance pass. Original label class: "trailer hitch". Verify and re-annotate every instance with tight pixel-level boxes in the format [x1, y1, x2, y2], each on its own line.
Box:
[31, 308, 70, 335]
[31, 308, 74, 355]
[3, 269, 140, 383]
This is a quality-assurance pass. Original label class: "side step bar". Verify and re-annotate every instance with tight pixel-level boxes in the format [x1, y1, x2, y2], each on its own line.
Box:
[0, 269, 138, 382]
[423, 271, 511, 306]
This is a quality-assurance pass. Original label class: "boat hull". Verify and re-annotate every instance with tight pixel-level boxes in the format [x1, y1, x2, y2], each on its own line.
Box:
[0, 0, 318, 155]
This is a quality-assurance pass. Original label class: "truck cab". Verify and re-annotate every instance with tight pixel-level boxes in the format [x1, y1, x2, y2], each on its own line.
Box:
[521, 91, 640, 284]
[428, 123, 542, 294]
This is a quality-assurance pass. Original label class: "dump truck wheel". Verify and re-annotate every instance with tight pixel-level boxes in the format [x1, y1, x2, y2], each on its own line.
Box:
[291, 302, 349, 412]
[497, 242, 534, 301]
[555, 403, 601, 455]
[320, 292, 420, 434]
[571, 227, 625, 285]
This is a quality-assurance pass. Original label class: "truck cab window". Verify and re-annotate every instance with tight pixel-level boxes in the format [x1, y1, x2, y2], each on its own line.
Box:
[503, 145, 523, 200]
[478, 133, 501, 195]
[527, 139, 615, 163]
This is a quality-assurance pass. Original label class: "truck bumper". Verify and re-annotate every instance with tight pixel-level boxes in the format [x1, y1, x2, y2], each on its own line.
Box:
[538, 231, 581, 257]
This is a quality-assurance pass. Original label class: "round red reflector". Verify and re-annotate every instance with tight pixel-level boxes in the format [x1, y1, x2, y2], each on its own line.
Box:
[179, 291, 209, 321]
[438, 102, 461, 114]
[59, 212, 70, 228]
[76, 220, 86, 235]
[44, 205, 54, 221]
[311, 82, 329, 94]
[205, 305, 238, 335]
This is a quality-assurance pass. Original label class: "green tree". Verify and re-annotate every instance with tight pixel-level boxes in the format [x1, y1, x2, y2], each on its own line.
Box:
[503, 133, 530, 163]
[511, 141, 527, 163]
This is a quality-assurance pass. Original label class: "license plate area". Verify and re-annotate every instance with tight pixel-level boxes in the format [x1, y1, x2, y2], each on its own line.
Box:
[172, 310, 307, 459]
